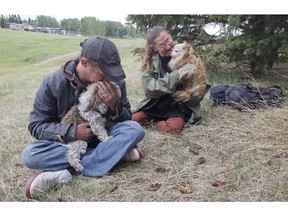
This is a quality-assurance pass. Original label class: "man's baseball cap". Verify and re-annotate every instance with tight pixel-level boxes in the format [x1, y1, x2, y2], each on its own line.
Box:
[80, 37, 126, 81]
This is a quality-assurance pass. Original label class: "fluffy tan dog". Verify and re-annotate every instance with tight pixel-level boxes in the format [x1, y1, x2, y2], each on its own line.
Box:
[169, 41, 207, 103]
[61, 81, 121, 172]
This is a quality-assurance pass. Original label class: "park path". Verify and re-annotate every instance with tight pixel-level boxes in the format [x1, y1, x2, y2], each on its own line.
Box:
[33, 51, 79, 66]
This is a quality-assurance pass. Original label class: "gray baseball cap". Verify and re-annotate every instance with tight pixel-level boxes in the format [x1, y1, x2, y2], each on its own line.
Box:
[80, 37, 126, 81]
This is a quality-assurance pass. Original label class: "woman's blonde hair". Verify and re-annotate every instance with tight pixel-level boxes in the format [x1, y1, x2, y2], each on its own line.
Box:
[140, 26, 168, 72]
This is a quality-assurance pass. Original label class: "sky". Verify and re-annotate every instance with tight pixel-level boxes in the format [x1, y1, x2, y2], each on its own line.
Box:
[1, 0, 285, 36]
[2, 0, 285, 25]
[2, 0, 129, 23]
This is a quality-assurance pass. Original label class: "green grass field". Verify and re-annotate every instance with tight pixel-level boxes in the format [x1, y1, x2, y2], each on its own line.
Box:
[0, 28, 288, 202]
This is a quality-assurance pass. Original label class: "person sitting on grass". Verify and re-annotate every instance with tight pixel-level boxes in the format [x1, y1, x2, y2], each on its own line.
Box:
[132, 26, 207, 133]
[22, 37, 144, 199]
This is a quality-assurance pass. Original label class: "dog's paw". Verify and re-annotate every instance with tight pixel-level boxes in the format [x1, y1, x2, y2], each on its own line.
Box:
[179, 67, 194, 80]
[172, 91, 191, 103]
[74, 164, 84, 173]
[101, 135, 113, 142]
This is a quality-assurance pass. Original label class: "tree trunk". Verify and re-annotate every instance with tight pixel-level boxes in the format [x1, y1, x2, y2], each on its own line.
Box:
[250, 60, 256, 74]
[250, 60, 264, 77]
[267, 59, 274, 70]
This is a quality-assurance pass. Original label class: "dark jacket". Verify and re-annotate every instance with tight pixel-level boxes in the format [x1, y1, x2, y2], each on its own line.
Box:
[28, 60, 132, 144]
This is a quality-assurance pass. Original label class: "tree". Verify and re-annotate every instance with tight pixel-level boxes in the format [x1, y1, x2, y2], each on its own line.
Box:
[80, 17, 105, 36]
[0, 15, 7, 28]
[127, 14, 288, 77]
[127, 15, 209, 42]
[60, 18, 81, 33]
[104, 20, 122, 37]
[118, 25, 127, 38]
[36, 15, 59, 27]
[17, 14, 22, 24]
[219, 15, 288, 76]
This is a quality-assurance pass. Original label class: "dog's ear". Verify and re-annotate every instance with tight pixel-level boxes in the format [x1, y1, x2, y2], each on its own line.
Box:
[183, 41, 194, 53]
[182, 41, 188, 50]
[87, 83, 101, 110]
[182, 42, 192, 57]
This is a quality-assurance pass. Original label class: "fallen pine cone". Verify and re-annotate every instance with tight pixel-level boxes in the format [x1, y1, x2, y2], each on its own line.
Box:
[212, 179, 227, 187]
[58, 197, 68, 202]
[197, 156, 206, 164]
[178, 183, 192, 194]
[155, 166, 170, 173]
[147, 183, 162, 191]
[189, 147, 199, 155]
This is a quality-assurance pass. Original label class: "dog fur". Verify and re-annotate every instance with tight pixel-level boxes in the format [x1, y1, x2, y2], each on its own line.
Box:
[61, 81, 121, 172]
[169, 41, 207, 103]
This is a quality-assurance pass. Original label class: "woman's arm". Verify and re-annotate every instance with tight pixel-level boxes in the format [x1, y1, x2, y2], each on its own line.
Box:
[141, 70, 181, 98]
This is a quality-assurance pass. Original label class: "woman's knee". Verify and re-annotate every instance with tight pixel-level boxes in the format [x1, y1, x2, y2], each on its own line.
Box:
[132, 111, 150, 125]
[155, 117, 185, 133]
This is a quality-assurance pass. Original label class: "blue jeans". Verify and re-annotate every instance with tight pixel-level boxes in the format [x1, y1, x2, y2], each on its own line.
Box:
[22, 121, 145, 177]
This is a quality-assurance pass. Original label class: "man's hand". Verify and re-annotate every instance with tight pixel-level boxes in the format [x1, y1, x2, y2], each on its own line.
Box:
[75, 122, 94, 141]
[97, 81, 120, 113]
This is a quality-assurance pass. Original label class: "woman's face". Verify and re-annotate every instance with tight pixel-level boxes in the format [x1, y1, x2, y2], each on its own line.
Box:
[154, 31, 175, 57]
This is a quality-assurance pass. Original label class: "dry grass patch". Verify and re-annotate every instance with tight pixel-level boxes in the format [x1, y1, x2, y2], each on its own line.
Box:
[0, 31, 287, 202]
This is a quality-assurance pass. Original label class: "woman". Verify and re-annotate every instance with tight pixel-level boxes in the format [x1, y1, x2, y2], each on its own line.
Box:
[132, 26, 206, 133]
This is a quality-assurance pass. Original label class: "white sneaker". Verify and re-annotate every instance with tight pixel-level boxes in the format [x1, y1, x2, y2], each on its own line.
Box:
[123, 146, 143, 162]
[25, 169, 72, 199]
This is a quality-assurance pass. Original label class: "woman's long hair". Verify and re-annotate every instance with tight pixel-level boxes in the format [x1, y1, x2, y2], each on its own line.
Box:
[140, 26, 168, 72]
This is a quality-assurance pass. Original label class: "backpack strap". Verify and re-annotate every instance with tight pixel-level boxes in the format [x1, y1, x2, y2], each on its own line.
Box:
[210, 83, 284, 110]
[258, 85, 284, 106]
[225, 83, 264, 110]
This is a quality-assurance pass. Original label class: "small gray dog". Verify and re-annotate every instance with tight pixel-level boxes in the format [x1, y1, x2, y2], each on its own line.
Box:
[61, 82, 121, 172]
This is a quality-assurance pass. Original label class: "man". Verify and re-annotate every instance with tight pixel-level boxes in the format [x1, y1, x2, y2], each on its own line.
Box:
[22, 37, 145, 199]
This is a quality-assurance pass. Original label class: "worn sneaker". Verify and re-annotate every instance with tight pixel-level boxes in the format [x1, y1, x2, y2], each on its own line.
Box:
[25, 169, 73, 199]
[123, 146, 143, 162]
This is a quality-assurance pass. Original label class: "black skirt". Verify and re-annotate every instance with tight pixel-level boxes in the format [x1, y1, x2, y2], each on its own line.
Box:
[140, 94, 191, 122]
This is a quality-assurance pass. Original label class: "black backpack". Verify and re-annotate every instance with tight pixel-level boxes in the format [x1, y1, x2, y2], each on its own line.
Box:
[210, 83, 284, 111]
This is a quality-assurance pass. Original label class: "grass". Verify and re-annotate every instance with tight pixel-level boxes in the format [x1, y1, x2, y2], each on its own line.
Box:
[0, 29, 288, 203]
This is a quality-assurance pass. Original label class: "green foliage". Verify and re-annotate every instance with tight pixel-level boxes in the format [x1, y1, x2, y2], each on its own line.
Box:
[278, 40, 288, 62]
[198, 43, 230, 74]
[0, 15, 7, 28]
[127, 15, 209, 42]
[0, 14, 143, 39]
[7, 14, 22, 23]
[127, 15, 288, 77]
[131, 47, 145, 62]
[36, 15, 59, 28]
[60, 18, 81, 32]
[80, 16, 104, 36]
[0, 14, 20, 28]
[224, 15, 288, 75]
[104, 20, 121, 37]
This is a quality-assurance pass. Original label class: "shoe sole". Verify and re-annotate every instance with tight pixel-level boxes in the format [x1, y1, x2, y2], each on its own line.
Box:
[135, 146, 143, 159]
[25, 172, 40, 199]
